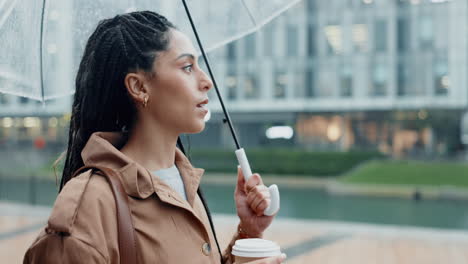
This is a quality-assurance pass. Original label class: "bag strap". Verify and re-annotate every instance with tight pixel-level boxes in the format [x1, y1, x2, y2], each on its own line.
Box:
[72, 166, 137, 264]
[197, 187, 222, 262]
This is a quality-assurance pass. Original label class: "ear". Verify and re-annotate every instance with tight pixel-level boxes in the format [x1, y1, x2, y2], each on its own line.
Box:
[124, 72, 148, 104]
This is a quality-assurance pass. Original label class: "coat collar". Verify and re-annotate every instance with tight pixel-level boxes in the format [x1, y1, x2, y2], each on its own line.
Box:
[81, 132, 204, 206]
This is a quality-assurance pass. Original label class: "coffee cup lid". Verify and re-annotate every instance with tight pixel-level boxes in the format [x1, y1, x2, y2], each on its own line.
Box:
[232, 239, 281, 258]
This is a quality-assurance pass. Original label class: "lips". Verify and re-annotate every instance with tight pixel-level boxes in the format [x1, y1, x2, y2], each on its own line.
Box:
[196, 99, 209, 108]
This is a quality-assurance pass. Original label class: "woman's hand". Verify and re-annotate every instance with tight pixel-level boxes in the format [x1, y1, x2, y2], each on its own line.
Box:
[234, 166, 276, 237]
[245, 254, 287, 264]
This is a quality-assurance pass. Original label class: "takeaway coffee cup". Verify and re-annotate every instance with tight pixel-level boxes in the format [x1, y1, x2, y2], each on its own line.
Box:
[231, 238, 282, 263]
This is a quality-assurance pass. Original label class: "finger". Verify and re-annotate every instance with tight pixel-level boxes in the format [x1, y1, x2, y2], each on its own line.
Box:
[269, 253, 287, 264]
[255, 198, 270, 214]
[245, 173, 263, 193]
[246, 187, 258, 205]
[251, 198, 264, 215]
[252, 196, 270, 215]
[236, 165, 246, 194]
[274, 253, 287, 263]
[246, 186, 268, 207]
[251, 195, 264, 213]
[250, 188, 268, 207]
[249, 190, 270, 215]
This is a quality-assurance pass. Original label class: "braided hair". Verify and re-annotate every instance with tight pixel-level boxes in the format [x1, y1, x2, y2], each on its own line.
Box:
[60, 12, 223, 259]
[60, 11, 176, 190]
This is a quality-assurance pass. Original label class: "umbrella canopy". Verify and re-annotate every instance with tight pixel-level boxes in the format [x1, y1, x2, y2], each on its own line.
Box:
[0, 0, 301, 101]
[0, 0, 300, 216]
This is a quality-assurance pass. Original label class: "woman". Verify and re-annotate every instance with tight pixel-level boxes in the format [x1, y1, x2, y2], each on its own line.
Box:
[24, 11, 286, 264]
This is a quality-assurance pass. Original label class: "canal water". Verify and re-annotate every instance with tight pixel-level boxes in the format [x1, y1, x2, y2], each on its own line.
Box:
[200, 183, 468, 230]
[1, 177, 468, 230]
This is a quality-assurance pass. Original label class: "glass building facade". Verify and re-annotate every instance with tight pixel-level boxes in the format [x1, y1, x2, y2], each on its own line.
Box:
[200, 0, 468, 157]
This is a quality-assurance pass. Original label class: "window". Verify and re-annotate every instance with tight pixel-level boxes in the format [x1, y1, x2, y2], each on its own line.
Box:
[244, 75, 258, 99]
[340, 65, 352, 97]
[353, 23, 369, 52]
[397, 0, 410, 6]
[307, 0, 316, 13]
[371, 63, 387, 96]
[244, 65, 260, 99]
[325, 24, 342, 55]
[305, 69, 315, 98]
[294, 69, 305, 98]
[287, 25, 298, 57]
[226, 65, 237, 100]
[307, 25, 316, 56]
[374, 20, 387, 52]
[263, 23, 274, 57]
[434, 57, 449, 95]
[227, 42, 236, 60]
[274, 70, 287, 99]
[317, 68, 336, 97]
[20, 96, 29, 104]
[0, 94, 9, 105]
[397, 62, 410, 96]
[397, 18, 410, 52]
[244, 33, 256, 58]
[419, 16, 433, 49]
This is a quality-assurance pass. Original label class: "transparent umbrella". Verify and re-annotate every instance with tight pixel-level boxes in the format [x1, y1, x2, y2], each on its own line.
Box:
[0, 0, 300, 100]
[0, 0, 302, 216]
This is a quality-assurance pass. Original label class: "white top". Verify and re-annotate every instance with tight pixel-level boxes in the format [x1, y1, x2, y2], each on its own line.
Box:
[152, 164, 188, 201]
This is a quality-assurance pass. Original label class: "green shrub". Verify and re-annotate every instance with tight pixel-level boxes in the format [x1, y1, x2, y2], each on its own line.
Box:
[188, 148, 385, 176]
[341, 160, 468, 186]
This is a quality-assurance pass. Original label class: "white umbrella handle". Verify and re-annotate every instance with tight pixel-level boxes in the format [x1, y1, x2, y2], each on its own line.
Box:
[235, 148, 280, 216]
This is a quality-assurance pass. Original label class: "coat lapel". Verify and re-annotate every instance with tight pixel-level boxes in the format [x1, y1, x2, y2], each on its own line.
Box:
[82, 132, 206, 220]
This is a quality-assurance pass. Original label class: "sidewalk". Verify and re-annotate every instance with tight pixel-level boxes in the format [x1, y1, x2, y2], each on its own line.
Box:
[2, 201, 468, 263]
[214, 214, 468, 264]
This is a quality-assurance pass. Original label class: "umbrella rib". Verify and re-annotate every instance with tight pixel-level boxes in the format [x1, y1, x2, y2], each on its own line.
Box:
[39, 0, 47, 102]
[241, 0, 257, 26]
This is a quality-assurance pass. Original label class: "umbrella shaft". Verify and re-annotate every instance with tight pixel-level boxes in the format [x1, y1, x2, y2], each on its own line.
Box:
[181, 0, 241, 150]
[39, 0, 48, 102]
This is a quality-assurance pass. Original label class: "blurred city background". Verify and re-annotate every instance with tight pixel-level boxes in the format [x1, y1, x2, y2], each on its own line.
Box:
[1, 0, 468, 263]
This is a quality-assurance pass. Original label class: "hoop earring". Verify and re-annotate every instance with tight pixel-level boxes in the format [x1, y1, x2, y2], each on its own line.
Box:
[143, 96, 149, 108]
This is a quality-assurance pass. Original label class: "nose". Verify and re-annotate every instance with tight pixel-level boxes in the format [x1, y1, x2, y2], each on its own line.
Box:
[199, 69, 213, 92]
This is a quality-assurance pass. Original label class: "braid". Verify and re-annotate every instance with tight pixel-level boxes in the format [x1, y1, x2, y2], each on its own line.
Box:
[60, 11, 176, 190]
[59, 12, 222, 260]
[116, 25, 129, 59]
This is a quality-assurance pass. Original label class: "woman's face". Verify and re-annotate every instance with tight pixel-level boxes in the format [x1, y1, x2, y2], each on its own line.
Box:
[144, 29, 213, 134]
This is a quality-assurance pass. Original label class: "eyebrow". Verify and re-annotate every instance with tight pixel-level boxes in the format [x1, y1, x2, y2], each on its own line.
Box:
[175, 53, 195, 61]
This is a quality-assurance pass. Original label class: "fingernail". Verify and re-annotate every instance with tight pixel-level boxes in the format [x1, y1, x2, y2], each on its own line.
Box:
[281, 253, 287, 259]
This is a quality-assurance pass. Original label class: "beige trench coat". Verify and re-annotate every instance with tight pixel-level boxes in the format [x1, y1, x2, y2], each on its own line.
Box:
[24, 132, 237, 263]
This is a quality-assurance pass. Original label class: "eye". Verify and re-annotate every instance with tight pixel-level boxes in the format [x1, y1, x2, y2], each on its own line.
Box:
[182, 64, 193, 73]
